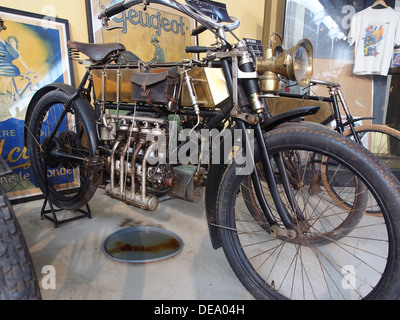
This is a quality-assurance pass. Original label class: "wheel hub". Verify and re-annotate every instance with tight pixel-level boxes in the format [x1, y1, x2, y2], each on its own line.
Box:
[41, 131, 82, 169]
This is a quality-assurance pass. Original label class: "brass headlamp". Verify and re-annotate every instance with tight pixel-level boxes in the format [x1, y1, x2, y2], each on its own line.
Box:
[256, 35, 313, 93]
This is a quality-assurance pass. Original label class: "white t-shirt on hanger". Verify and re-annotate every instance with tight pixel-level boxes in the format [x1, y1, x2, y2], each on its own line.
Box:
[348, 6, 400, 76]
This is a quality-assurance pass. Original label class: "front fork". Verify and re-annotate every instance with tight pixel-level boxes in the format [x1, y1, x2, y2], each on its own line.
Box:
[237, 55, 298, 238]
[238, 119, 298, 238]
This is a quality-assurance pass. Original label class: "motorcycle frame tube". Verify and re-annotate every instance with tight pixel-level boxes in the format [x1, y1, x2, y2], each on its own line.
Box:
[41, 69, 92, 152]
[24, 74, 97, 147]
[334, 87, 362, 144]
[330, 90, 345, 135]
[24, 83, 85, 148]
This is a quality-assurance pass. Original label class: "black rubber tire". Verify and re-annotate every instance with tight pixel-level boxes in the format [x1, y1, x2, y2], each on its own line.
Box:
[0, 185, 42, 300]
[27, 90, 98, 210]
[217, 122, 400, 300]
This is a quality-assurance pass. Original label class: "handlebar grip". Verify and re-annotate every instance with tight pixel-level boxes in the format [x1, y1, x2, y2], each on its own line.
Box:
[185, 46, 216, 53]
[191, 25, 208, 36]
[101, 2, 127, 18]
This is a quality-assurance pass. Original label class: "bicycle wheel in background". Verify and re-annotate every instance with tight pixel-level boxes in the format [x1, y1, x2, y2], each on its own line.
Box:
[343, 124, 400, 181]
[321, 124, 400, 215]
[217, 122, 400, 300]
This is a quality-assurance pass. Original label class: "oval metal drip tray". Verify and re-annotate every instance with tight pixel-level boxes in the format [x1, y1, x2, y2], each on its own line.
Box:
[103, 226, 184, 263]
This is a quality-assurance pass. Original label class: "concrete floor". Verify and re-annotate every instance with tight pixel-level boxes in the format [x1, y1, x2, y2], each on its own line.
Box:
[13, 188, 254, 300]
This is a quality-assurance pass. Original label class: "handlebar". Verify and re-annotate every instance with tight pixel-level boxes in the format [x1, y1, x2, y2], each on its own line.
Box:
[310, 79, 340, 88]
[99, 1, 133, 19]
[185, 46, 217, 53]
[191, 25, 207, 37]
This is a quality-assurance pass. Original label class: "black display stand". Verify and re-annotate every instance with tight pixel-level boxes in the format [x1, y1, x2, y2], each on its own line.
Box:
[40, 196, 92, 228]
[41, 165, 92, 228]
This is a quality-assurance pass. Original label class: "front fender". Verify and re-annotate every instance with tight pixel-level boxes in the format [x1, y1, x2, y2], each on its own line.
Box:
[205, 128, 234, 250]
[261, 106, 320, 131]
[24, 83, 87, 148]
[205, 162, 225, 250]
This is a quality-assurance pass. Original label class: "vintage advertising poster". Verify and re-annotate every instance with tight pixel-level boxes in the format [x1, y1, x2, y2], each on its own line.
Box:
[0, 7, 73, 200]
[87, 0, 196, 63]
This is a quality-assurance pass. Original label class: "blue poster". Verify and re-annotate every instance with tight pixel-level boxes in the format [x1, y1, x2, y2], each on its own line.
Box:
[0, 8, 72, 200]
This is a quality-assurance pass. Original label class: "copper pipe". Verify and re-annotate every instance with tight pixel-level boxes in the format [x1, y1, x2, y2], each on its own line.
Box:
[110, 139, 121, 190]
[131, 140, 145, 196]
[120, 138, 131, 195]
[142, 142, 158, 201]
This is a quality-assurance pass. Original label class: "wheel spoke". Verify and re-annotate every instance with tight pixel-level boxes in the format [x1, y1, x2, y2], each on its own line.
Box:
[218, 124, 400, 300]
[27, 91, 97, 210]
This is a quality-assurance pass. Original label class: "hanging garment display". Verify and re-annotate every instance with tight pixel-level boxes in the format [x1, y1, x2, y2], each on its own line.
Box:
[348, 6, 400, 76]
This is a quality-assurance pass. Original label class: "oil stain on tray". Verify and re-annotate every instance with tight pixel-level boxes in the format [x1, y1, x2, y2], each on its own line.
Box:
[103, 226, 184, 263]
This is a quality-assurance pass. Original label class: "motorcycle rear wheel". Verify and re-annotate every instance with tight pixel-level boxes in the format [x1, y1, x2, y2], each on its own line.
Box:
[217, 122, 400, 300]
[27, 90, 98, 210]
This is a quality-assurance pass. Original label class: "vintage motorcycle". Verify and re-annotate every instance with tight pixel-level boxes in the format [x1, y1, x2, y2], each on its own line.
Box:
[24, 0, 400, 300]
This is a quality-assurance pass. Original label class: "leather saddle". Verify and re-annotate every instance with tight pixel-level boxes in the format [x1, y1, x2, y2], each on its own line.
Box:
[68, 40, 126, 64]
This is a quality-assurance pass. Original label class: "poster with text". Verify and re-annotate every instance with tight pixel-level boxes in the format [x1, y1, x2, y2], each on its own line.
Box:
[0, 7, 73, 201]
[87, 0, 196, 63]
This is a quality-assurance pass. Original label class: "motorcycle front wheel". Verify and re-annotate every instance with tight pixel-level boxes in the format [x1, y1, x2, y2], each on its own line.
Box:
[27, 90, 99, 210]
[217, 122, 400, 300]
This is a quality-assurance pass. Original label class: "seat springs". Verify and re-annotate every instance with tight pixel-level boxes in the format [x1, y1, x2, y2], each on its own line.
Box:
[68, 48, 81, 61]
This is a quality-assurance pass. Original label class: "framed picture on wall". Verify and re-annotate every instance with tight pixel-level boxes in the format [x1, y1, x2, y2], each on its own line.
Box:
[0, 7, 73, 202]
[86, 0, 197, 63]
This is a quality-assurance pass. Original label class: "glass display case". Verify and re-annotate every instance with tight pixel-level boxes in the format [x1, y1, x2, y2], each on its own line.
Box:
[283, 0, 399, 125]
